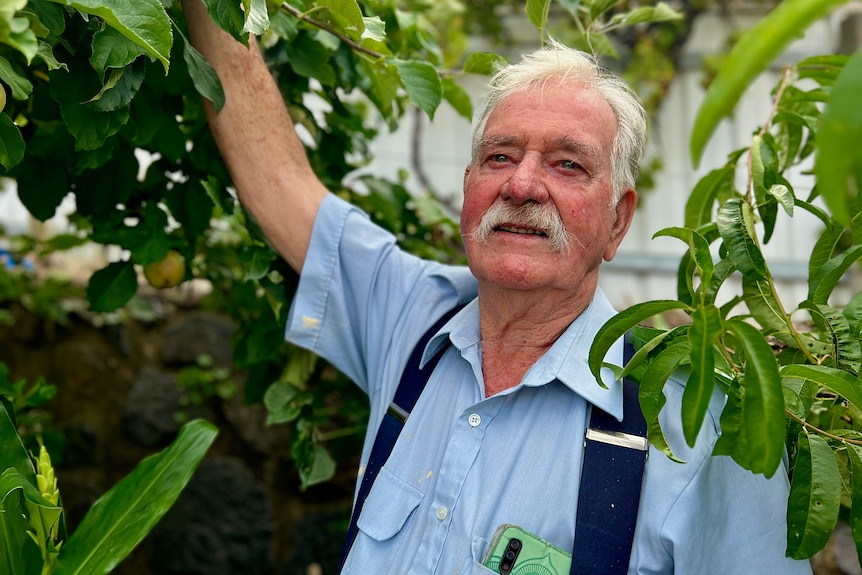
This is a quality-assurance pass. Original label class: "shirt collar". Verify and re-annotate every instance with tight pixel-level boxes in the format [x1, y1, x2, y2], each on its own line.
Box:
[422, 289, 625, 420]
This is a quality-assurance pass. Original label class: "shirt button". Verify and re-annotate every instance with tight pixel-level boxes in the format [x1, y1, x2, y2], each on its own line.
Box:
[436, 506, 448, 520]
[468, 413, 481, 427]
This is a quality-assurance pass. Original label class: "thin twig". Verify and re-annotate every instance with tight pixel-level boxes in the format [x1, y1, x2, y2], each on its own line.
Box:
[786, 408, 862, 446]
[280, 2, 384, 59]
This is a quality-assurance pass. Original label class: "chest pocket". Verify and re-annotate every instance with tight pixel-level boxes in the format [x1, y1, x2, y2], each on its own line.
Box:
[356, 467, 424, 541]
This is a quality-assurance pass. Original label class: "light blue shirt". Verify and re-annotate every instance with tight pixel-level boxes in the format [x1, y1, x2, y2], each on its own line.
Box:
[286, 194, 812, 575]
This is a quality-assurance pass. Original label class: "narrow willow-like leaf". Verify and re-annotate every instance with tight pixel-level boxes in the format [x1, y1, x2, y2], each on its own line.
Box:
[690, 0, 849, 166]
[781, 364, 862, 412]
[684, 166, 734, 228]
[682, 304, 723, 447]
[808, 220, 845, 279]
[704, 257, 736, 306]
[713, 381, 752, 470]
[607, 2, 682, 26]
[815, 47, 862, 225]
[639, 341, 691, 463]
[802, 301, 861, 373]
[847, 445, 862, 564]
[49, 0, 172, 73]
[741, 275, 786, 334]
[768, 184, 795, 216]
[620, 325, 688, 380]
[654, 227, 714, 299]
[717, 198, 768, 281]
[54, 420, 217, 575]
[724, 319, 785, 477]
[392, 59, 442, 120]
[588, 300, 692, 385]
[808, 244, 862, 305]
[786, 430, 841, 559]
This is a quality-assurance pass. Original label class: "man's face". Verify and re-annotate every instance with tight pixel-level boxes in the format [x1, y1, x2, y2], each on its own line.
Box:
[461, 82, 636, 301]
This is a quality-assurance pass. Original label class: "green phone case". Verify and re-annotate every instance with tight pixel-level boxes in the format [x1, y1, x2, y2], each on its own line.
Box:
[482, 524, 572, 575]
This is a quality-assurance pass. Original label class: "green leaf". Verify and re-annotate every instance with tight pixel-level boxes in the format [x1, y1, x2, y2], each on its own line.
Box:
[49, 0, 172, 74]
[85, 260, 137, 313]
[0, 55, 31, 100]
[717, 198, 768, 281]
[653, 227, 713, 299]
[200, 0, 244, 39]
[90, 26, 148, 78]
[607, 2, 683, 26]
[263, 381, 311, 425]
[724, 319, 784, 477]
[0, 400, 35, 482]
[681, 304, 722, 447]
[463, 52, 508, 76]
[442, 78, 472, 121]
[392, 59, 442, 120]
[0, 471, 41, 575]
[685, 167, 735, 229]
[639, 341, 690, 463]
[311, 0, 363, 41]
[808, 244, 862, 305]
[298, 442, 335, 490]
[589, 300, 692, 384]
[525, 0, 550, 38]
[182, 36, 224, 112]
[768, 184, 794, 216]
[240, 0, 268, 35]
[0, 112, 24, 169]
[361, 16, 386, 42]
[690, 0, 848, 166]
[816, 47, 862, 225]
[0, 10, 37, 63]
[781, 364, 862, 412]
[801, 301, 860, 373]
[786, 430, 841, 559]
[808, 220, 844, 279]
[286, 32, 336, 87]
[54, 420, 217, 575]
[847, 445, 862, 563]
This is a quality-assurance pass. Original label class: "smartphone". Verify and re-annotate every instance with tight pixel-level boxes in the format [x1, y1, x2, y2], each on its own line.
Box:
[482, 524, 572, 575]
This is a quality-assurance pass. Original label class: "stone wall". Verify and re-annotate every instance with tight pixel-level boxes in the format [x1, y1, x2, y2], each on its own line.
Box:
[0, 300, 354, 575]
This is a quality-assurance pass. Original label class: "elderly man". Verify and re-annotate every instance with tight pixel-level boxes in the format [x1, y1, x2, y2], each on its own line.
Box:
[184, 2, 812, 574]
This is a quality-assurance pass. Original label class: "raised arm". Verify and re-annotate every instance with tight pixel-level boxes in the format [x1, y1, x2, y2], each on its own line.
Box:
[182, 0, 328, 272]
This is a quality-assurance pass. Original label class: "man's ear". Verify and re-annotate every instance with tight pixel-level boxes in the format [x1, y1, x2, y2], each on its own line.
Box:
[603, 187, 638, 262]
[463, 165, 472, 190]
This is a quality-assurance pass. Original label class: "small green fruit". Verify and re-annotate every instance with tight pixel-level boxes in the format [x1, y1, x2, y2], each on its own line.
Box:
[143, 250, 185, 289]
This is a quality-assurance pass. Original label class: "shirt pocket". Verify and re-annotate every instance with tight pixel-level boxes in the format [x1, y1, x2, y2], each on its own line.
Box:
[356, 468, 424, 541]
[459, 534, 496, 574]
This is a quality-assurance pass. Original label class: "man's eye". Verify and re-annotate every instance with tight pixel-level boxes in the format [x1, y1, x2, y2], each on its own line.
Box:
[490, 154, 509, 163]
[560, 160, 582, 170]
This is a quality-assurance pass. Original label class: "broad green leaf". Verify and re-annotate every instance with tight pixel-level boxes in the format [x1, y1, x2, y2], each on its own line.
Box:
[54, 420, 217, 575]
[681, 304, 722, 447]
[781, 364, 862, 412]
[0, 55, 31, 100]
[0, 11, 37, 63]
[182, 36, 224, 112]
[361, 16, 386, 42]
[200, 0, 244, 39]
[847, 445, 862, 563]
[263, 380, 311, 425]
[724, 319, 784, 477]
[0, 471, 41, 575]
[589, 300, 692, 384]
[690, 0, 848, 166]
[393, 59, 442, 120]
[442, 78, 472, 121]
[808, 244, 862, 305]
[0, 400, 34, 482]
[308, 0, 363, 41]
[286, 32, 336, 87]
[0, 112, 24, 169]
[786, 430, 841, 558]
[90, 26, 147, 78]
[588, 0, 617, 21]
[717, 198, 768, 281]
[241, 0, 269, 36]
[298, 442, 336, 489]
[86, 60, 146, 112]
[607, 2, 682, 26]
[639, 341, 690, 463]
[48, 0, 172, 74]
[463, 52, 508, 76]
[526, 0, 550, 38]
[85, 260, 137, 312]
[816, 47, 862, 225]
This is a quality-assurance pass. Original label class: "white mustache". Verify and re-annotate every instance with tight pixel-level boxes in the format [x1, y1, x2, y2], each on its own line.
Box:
[470, 201, 581, 253]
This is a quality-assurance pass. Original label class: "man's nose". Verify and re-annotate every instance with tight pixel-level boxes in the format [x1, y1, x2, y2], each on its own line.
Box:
[502, 155, 548, 204]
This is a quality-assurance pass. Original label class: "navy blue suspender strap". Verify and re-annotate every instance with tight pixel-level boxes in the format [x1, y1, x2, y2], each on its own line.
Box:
[569, 333, 647, 575]
[339, 305, 464, 570]
[339, 310, 648, 574]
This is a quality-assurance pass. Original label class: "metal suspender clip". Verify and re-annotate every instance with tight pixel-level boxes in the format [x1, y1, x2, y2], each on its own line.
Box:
[585, 428, 649, 453]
